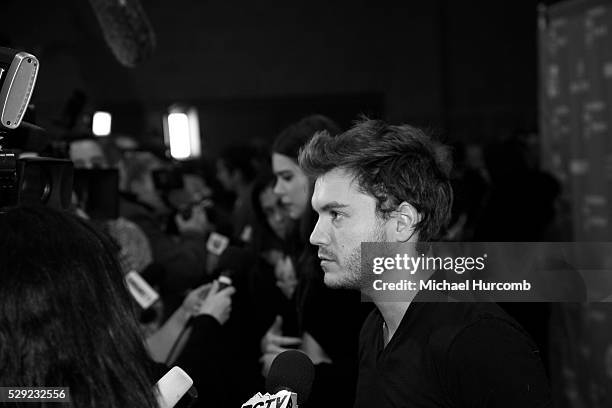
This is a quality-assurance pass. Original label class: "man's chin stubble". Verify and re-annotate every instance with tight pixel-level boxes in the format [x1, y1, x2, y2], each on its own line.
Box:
[324, 272, 362, 290]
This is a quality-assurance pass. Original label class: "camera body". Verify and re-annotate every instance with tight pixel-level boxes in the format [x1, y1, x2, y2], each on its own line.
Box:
[0, 152, 73, 210]
[0, 47, 73, 211]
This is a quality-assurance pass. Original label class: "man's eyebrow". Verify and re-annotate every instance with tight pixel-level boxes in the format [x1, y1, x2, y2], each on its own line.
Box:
[319, 202, 350, 212]
[274, 170, 292, 176]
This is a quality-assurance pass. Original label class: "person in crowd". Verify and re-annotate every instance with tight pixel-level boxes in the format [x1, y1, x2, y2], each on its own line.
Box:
[216, 145, 259, 242]
[71, 137, 227, 321]
[0, 205, 160, 408]
[250, 172, 292, 261]
[146, 281, 235, 364]
[68, 136, 109, 169]
[474, 136, 562, 242]
[68, 136, 154, 274]
[247, 172, 296, 358]
[262, 115, 371, 408]
[0, 205, 235, 408]
[299, 118, 552, 408]
[189, 171, 295, 407]
[168, 279, 237, 408]
[120, 151, 210, 317]
[443, 141, 489, 241]
[473, 135, 564, 376]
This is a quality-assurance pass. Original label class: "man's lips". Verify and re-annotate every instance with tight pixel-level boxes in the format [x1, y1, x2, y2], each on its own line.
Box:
[318, 253, 335, 262]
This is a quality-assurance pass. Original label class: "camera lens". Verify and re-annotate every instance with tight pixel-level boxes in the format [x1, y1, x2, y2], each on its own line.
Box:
[20, 164, 52, 204]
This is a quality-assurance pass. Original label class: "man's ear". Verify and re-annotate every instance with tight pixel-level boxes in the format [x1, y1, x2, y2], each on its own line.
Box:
[389, 201, 420, 242]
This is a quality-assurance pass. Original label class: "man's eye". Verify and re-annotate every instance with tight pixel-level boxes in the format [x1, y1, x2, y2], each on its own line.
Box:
[331, 211, 342, 221]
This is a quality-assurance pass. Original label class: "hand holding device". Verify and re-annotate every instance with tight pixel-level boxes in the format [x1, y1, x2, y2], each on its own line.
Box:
[259, 316, 302, 376]
[198, 280, 235, 325]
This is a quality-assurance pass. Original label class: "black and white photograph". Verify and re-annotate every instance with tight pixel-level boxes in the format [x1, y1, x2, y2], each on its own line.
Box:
[1, 1, 611, 407]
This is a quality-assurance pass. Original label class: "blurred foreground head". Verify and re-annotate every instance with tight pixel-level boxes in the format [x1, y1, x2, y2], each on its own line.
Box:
[0, 206, 158, 408]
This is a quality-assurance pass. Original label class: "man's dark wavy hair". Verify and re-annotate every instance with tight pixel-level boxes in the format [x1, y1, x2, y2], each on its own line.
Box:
[298, 118, 453, 241]
[0, 206, 158, 408]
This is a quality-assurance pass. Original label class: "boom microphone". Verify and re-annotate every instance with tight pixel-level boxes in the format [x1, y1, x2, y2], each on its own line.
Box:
[265, 350, 315, 407]
[88, 0, 156, 67]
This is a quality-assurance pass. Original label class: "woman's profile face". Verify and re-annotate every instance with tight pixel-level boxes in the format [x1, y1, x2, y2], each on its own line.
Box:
[259, 185, 290, 238]
[272, 152, 310, 219]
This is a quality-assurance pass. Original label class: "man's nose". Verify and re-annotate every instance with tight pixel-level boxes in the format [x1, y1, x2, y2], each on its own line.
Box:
[310, 217, 330, 246]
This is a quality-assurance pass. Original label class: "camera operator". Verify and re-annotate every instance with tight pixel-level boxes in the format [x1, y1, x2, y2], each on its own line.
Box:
[68, 136, 154, 275]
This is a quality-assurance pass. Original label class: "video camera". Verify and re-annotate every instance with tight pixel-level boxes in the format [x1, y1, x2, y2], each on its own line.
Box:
[0, 47, 74, 211]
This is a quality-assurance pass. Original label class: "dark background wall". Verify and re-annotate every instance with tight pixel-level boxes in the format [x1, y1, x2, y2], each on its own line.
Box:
[3, 0, 540, 157]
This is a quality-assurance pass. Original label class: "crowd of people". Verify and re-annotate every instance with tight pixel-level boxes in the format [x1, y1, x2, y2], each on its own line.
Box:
[0, 115, 562, 407]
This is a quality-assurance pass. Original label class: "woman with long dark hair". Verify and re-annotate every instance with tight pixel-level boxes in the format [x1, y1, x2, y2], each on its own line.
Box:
[0, 206, 159, 408]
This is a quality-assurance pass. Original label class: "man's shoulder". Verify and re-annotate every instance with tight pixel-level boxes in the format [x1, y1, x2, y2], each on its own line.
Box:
[423, 302, 536, 361]
[358, 308, 383, 345]
[362, 307, 383, 329]
[422, 301, 517, 329]
[429, 303, 551, 407]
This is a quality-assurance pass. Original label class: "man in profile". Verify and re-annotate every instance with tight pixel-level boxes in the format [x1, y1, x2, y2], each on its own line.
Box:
[299, 119, 551, 407]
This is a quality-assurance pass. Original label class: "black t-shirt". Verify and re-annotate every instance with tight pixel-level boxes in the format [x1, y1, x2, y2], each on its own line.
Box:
[293, 244, 372, 408]
[355, 300, 552, 408]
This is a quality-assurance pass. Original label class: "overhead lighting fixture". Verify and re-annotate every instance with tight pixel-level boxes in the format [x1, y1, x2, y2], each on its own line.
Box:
[92, 111, 111, 136]
[163, 106, 201, 160]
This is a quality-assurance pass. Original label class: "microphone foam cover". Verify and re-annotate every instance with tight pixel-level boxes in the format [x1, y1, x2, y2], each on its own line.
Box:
[88, 0, 156, 67]
[265, 350, 315, 406]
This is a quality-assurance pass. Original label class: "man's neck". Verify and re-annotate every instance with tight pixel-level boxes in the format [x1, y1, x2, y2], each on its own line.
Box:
[373, 263, 436, 346]
[375, 301, 410, 346]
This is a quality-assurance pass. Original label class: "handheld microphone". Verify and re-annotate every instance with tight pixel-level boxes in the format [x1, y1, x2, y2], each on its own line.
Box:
[155, 366, 196, 408]
[265, 350, 315, 407]
[217, 274, 232, 291]
[125, 270, 159, 309]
